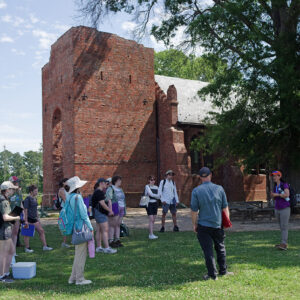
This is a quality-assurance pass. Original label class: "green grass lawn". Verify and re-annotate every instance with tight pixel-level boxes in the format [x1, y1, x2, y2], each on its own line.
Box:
[1, 226, 300, 299]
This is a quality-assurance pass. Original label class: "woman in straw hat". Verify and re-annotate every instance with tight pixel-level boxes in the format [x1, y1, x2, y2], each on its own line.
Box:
[65, 176, 94, 285]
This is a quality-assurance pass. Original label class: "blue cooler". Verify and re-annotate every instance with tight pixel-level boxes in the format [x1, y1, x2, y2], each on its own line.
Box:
[12, 262, 36, 279]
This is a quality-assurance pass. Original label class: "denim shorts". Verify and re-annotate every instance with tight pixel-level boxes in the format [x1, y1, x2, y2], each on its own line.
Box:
[94, 209, 108, 224]
[162, 203, 177, 214]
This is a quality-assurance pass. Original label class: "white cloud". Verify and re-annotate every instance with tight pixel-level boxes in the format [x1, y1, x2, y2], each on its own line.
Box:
[11, 48, 26, 56]
[53, 23, 70, 32]
[0, 138, 41, 154]
[32, 29, 57, 50]
[29, 13, 39, 24]
[1, 14, 11, 22]
[0, 125, 23, 134]
[122, 21, 137, 31]
[0, 34, 14, 43]
[0, 0, 7, 9]
[13, 16, 24, 27]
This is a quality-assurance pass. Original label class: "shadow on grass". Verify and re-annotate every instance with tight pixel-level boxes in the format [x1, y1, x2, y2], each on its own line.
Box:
[2, 226, 300, 296]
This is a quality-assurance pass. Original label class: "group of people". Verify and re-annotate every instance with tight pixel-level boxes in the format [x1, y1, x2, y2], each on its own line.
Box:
[0, 167, 293, 284]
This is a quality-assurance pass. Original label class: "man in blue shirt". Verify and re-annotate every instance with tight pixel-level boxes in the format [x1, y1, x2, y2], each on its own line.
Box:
[191, 167, 232, 280]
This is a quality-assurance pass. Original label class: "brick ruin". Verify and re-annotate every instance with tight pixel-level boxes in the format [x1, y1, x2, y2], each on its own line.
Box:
[42, 26, 266, 207]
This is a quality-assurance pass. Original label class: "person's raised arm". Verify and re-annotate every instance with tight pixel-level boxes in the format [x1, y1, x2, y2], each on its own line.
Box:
[145, 185, 160, 199]
[2, 214, 19, 222]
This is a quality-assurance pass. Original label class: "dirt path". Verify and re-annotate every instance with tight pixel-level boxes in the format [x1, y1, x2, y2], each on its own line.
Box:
[41, 208, 300, 232]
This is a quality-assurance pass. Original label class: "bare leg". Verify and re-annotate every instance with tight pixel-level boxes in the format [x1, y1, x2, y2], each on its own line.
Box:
[100, 222, 109, 248]
[24, 235, 30, 248]
[95, 223, 102, 248]
[4, 239, 15, 274]
[108, 216, 116, 241]
[161, 213, 166, 227]
[149, 215, 154, 235]
[172, 213, 177, 226]
[115, 216, 122, 240]
[34, 222, 47, 247]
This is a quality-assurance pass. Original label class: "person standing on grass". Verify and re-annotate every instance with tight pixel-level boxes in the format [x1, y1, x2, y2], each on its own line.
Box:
[158, 170, 179, 233]
[92, 178, 116, 254]
[107, 176, 126, 248]
[0, 181, 20, 283]
[145, 176, 160, 239]
[65, 176, 94, 285]
[58, 178, 71, 248]
[23, 185, 53, 253]
[270, 170, 290, 251]
[191, 167, 233, 281]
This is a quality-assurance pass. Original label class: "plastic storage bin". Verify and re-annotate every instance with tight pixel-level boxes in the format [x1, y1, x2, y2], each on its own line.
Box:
[12, 262, 36, 279]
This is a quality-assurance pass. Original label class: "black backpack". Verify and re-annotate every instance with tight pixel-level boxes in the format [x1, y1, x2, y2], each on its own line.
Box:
[288, 184, 297, 208]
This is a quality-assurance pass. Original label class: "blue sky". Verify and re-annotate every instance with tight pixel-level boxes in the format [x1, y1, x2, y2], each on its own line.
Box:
[0, 0, 167, 154]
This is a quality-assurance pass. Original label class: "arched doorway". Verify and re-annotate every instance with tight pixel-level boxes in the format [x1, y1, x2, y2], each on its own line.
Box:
[52, 108, 63, 191]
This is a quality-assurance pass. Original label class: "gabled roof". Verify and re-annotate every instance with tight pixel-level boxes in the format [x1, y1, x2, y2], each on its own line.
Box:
[155, 75, 217, 124]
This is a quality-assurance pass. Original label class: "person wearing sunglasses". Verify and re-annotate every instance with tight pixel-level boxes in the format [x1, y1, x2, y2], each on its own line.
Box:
[270, 170, 290, 251]
[144, 176, 160, 239]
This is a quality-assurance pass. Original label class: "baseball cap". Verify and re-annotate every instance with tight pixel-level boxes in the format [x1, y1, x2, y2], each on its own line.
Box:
[199, 167, 211, 178]
[1, 181, 18, 190]
[106, 178, 112, 183]
[272, 170, 282, 177]
[9, 176, 20, 183]
[166, 170, 175, 176]
[97, 178, 109, 184]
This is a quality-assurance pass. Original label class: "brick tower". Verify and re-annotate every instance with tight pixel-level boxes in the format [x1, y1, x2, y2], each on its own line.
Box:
[42, 26, 156, 206]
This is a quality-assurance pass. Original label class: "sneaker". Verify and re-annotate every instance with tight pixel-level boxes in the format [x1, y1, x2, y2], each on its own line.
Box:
[149, 234, 158, 240]
[109, 241, 117, 248]
[173, 225, 179, 232]
[274, 244, 281, 248]
[0, 275, 14, 283]
[159, 226, 165, 233]
[115, 240, 124, 247]
[219, 271, 234, 276]
[25, 247, 34, 253]
[61, 243, 71, 248]
[203, 274, 218, 281]
[76, 279, 92, 285]
[96, 246, 104, 253]
[43, 246, 53, 251]
[278, 243, 288, 251]
[103, 247, 117, 254]
[68, 278, 75, 284]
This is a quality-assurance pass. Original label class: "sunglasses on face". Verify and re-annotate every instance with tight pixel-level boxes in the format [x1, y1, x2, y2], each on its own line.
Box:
[150, 178, 155, 181]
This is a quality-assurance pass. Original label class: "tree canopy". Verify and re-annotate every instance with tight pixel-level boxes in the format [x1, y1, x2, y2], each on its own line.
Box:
[154, 49, 227, 82]
[0, 147, 43, 192]
[77, 0, 300, 183]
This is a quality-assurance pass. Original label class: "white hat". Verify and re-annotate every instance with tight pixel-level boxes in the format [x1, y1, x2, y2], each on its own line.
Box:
[1, 181, 18, 190]
[66, 176, 87, 193]
[106, 177, 112, 183]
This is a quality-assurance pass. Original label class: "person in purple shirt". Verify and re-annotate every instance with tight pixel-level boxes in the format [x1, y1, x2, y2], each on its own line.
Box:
[270, 170, 290, 251]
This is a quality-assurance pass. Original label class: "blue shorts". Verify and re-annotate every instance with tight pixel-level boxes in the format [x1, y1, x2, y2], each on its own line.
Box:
[162, 203, 177, 214]
[94, 209, 108, 224]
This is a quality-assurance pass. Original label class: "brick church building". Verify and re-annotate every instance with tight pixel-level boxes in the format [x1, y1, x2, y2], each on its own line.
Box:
[42, 26, 266, 207]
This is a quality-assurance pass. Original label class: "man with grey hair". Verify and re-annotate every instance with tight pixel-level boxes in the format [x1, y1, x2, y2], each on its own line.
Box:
[191, 167, 233, 280]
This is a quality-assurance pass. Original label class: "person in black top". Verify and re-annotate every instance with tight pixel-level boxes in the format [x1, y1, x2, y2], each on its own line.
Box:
[91, 178, 116, 254]
[145, 176, 160, 240]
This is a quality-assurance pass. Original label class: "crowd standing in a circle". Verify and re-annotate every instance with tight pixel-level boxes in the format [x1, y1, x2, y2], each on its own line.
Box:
[0, 168, 293, 283]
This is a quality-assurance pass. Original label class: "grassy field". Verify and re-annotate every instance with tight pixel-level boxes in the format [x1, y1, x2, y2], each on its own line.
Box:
[1, 225, 300, 299]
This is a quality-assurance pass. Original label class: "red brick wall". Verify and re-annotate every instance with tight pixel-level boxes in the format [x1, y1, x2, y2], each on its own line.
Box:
[43, 26, 157, 206]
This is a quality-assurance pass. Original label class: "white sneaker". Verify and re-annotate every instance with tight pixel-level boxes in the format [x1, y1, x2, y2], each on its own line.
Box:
[25, 247, 34, 253]
[68, 279, 75, 284]
[76, 279, 92, 285]
[96, 247, 104, 253]
[61, 243, 71, 248]
[43, 246, 53, 251]
[149, 234, 158, 240]
[103, 247, 117, 254]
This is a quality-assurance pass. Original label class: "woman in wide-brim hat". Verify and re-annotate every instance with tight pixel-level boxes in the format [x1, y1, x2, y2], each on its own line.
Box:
[65, 176, 94, 285]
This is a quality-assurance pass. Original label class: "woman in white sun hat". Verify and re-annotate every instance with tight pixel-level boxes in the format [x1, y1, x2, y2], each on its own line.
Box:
[65, 176, 94, 286]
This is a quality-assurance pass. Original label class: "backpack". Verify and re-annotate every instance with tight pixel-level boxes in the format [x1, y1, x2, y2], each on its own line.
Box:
[162, 179, 175, 192]
[54, 193, 62, 210]
[288, 184, 297, 208]
[58, 195, 76, 236]
[120, 223, 129, 237]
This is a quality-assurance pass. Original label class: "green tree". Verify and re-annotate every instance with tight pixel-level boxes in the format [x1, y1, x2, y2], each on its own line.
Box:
[77, 0, 300, 187]
[155, 49, 227, 82]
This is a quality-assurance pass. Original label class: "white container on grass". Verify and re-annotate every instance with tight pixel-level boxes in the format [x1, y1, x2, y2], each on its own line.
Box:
[12, 262, 36, 279]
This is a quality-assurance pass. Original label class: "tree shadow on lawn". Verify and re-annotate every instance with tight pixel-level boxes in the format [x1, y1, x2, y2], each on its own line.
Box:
[4, 227, 300, 296]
